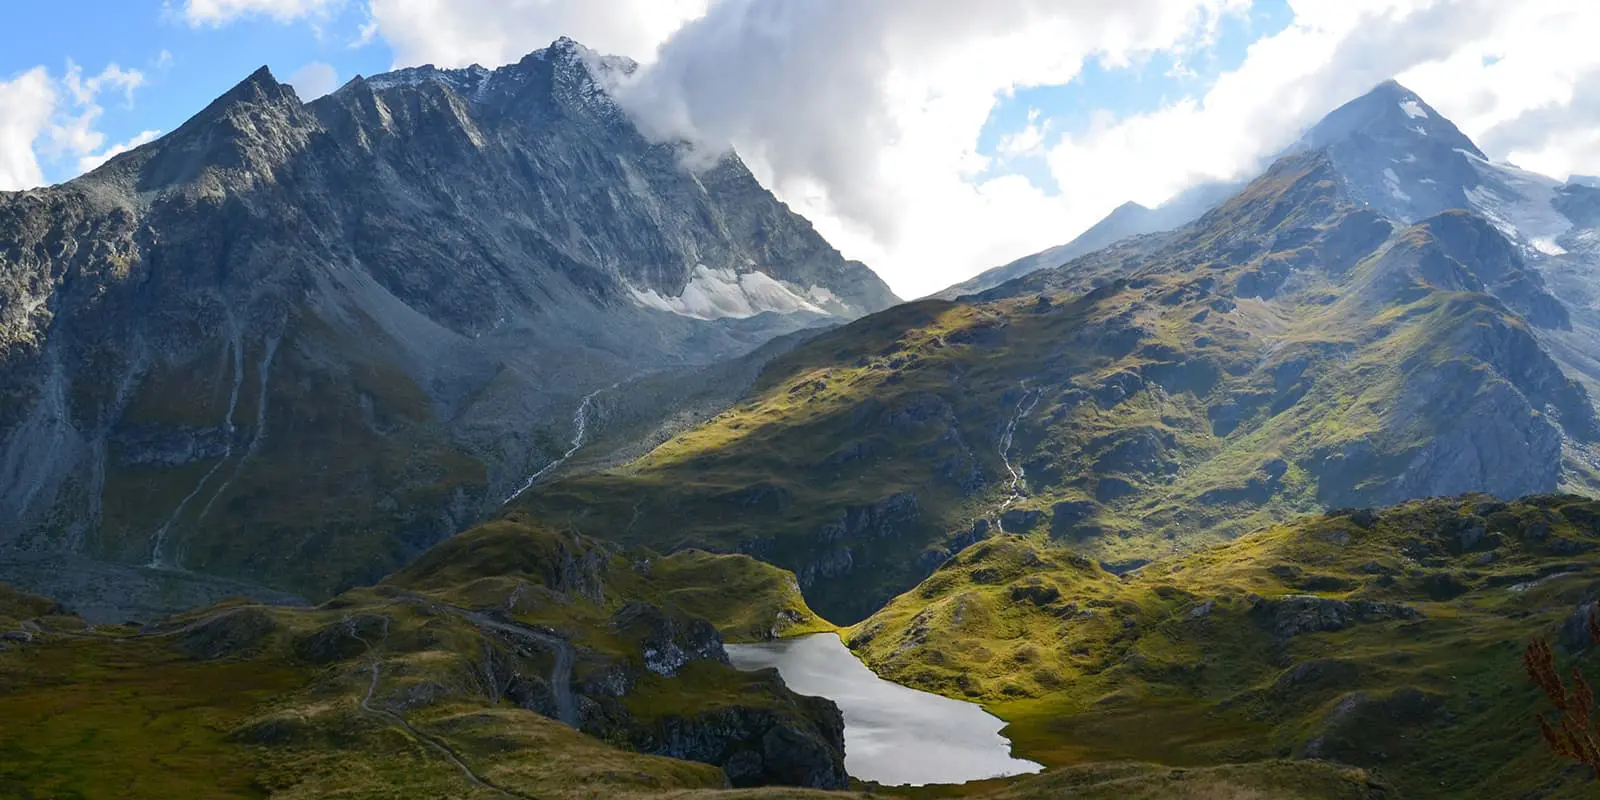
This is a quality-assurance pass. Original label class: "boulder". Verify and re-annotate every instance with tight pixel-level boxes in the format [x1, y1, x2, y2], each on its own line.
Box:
[1000, 508, 1044, 532]
[610, 603, 726, 677]
[1255, 595, 1421, 639]
[176, 607, 279, 660]
[1559, 600, 1600, 655]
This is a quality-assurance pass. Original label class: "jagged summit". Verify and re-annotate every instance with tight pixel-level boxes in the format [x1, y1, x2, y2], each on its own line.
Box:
[341, 37, 637, 107]
[1283, 79, 1488, 224]
[1300, 79, 1484, 159]
[352, 62, 493, 94]
[191, 64, 299, 119]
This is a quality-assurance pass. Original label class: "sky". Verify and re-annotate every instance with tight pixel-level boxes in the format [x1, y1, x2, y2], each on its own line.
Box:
[3, 1, 1599, 298]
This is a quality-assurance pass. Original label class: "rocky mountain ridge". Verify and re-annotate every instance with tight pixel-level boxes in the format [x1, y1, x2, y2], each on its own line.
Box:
[0, 37, 895, 618]
[520, 81, 1600, 623]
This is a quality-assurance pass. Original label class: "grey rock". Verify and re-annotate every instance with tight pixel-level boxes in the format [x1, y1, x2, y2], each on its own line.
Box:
[1050, 500, 1100, 538]
[1000, 508, 1044, 532]
[1255, 594, 1422, 639]
[175, 607, 279, 660]
[609, 602, 726, 677]
[1297, 686, 1443, 763]
[797, 546, 853, 589]
[0, 38, 895, 609]
[630, 695, 848, 789]
[1559, 600, 1599, 655]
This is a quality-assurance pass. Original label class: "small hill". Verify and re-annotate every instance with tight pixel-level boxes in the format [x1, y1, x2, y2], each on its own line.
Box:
[849, 494, 1600, 799]
[0, 518, 846, 797]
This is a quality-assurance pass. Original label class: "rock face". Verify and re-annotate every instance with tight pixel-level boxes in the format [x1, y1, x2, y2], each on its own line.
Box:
[1253, 595, 1422, 639]
[0, 38, 895, 615]
[1293, 80, 1486, 225]
[610, 602, 727, 676]
[630, 690, 848, 790]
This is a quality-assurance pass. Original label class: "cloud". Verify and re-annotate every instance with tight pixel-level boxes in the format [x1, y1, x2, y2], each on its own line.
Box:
[350, 18, 379, 48]
[287, 61, 339, 99]
[180, 0, 342, 26]
[366, 0, 710, 68]
[45, 62, 150, 161]
[0, 61, 151, 190]
[1042, 0, 1507, 211]
[1397, 1, 1600, 181]
[77, 129, 162, 174]
[997, 111, 1050, 158]
[0, 68, 58, 191]
[608, 0, 1246, 295]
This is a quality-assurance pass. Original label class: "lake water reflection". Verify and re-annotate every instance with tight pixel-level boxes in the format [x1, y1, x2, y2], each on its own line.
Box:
[726, 633, 1044, 787]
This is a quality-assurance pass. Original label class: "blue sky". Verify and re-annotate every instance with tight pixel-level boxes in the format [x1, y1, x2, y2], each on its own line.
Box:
[973, 0, 1295, 195]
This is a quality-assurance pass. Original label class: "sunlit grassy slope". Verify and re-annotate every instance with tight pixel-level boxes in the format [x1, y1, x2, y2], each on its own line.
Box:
[849, 494, 1600, 799]
[520, 152, 1600, 624]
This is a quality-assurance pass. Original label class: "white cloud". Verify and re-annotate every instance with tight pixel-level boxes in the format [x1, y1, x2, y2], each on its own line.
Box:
[180, 0, 342, 26]
[44, 62, 151, 164]
[350, 18, 379, 48]
[1042, 0, 1507, 208]
[610, 0, 1247, 296]
[0, 68, 58, 191]
[287, 61, 339, 99]
[77, 129, 162, 174]
[1397, 1, 1600, 181]
[62, 60, 146, 106]
[0, 61, 151, 189]
[997, 110, 1051, 158]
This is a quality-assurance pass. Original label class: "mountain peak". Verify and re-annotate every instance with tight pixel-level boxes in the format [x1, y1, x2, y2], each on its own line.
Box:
[216, 65, 294, 107]
[1288, 79, 1490, 223]
[176, 64, 301, 132]
[1301, 79, 1484, 160]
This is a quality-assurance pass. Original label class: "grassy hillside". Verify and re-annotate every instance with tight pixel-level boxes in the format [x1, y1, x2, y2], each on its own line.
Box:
[0, 518, 846, 798]
[848, 494, 1600, 799]
[0, 512, 1393, 800]
[518, 153, 1600, 624]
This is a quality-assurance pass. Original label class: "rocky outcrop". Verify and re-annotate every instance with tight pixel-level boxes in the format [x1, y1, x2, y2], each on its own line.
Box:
[1559, 599, 1599, 654]
[1253, 595, 1421, 639]
[174, 607, 280, 660]
[629, 687, 847, 789]
[610, 602, 727, 677]
[815, 493, 921, 543]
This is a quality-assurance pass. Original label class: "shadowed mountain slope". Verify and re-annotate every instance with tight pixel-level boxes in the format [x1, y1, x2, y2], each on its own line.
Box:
[0, 38, 895, 616]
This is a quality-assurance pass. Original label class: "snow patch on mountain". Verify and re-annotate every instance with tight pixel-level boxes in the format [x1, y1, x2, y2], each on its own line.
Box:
[1464, 154, 1574, 257]
[1383, 168, 1411, 202]
[629, 266, 829, 320]
[1399, 100, 1428, 120]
